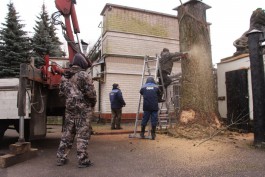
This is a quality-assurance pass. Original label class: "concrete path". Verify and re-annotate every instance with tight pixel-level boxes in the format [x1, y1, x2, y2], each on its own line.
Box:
[1, 123, 265, 177]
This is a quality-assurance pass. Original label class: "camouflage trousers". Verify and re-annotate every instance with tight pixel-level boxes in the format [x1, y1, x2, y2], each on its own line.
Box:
[57, 110, 92, 163]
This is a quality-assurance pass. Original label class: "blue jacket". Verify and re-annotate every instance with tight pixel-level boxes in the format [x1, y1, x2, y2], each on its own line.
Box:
[109, 88, 126, 109]
[140, 77, 160, 111]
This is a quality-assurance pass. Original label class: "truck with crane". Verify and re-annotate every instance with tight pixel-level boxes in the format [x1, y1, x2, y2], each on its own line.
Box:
[0, 0, 92, 141]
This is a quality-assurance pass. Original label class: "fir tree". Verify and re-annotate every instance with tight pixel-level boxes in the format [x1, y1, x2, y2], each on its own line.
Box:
[32, 3, 64, 68]
[49, 21, 65, 57]
[0, 3, 31, 78]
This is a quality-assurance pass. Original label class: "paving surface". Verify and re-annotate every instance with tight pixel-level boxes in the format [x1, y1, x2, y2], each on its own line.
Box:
[1, 123, 265, 177]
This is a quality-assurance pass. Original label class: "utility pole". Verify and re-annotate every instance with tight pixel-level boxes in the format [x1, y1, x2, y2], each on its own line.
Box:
[247, 29, 265, 147]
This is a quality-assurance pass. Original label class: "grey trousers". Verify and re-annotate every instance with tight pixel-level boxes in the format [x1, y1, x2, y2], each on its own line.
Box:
[111, 108, 122, 128]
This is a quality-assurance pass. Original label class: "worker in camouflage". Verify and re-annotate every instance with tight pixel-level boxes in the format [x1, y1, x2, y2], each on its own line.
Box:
[158, 48, 186, 102]
[56, 53, 96, 168]
[159, 48, 184, 88]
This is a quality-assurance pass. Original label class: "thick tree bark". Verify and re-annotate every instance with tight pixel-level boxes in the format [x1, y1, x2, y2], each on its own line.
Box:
[177, 1, 220, 128]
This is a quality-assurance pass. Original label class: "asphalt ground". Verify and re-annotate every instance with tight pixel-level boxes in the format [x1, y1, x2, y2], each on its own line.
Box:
[1, 123, 265, 177]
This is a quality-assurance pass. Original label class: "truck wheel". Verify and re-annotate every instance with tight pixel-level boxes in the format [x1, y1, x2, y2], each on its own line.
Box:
[0, 123, 8, 141]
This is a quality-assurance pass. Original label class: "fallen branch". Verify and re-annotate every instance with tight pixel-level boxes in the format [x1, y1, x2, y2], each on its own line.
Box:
[195, 111, 250, 147]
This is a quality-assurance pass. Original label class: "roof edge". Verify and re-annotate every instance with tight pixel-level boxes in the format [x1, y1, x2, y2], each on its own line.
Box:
[100, 3, 178, 18]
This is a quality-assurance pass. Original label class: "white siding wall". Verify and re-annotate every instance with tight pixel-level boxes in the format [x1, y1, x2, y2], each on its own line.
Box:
[99, 57, 182, 114]
[102, 74, 142, 114]
[217, 57, 253, 119]
[100, 57, 144, 114]
[102, 32, 179, 57]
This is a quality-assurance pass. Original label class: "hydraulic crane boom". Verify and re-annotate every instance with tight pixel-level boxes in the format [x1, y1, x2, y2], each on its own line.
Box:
[53, 0, 91, 67]
[55, 0, 80, 63]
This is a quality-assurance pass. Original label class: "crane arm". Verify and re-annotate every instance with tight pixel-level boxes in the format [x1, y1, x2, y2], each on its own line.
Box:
[54, 0, 91, 67]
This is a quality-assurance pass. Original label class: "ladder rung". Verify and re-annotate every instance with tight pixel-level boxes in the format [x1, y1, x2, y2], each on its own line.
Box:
[159, 110, 168, 112]
[159, 112, 168, 116]
[159, 123, 169, 125]
[159, 115, 168, 117]
[159, 120, 169, 122]
[145, 58, 158, 62]
[159, 126, 169, 129]
[144, 74, 156, 77]
[160, 124, 169, 126]
[145, 67, 157, 70]
[159, 114, 168, 116]
[159, 118, 168, 121]
[159, 113, 168, 115]
[159, 120, 169, 123]
[159, 117, 169, 119]
[159, 122, 169, 125]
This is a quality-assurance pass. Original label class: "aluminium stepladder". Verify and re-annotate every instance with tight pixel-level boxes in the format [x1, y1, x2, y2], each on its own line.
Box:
[128, 55, 170, 139]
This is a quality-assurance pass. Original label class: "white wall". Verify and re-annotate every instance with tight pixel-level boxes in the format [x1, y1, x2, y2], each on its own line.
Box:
[0, 78, 30, 119]
[217, 55, 265, 120]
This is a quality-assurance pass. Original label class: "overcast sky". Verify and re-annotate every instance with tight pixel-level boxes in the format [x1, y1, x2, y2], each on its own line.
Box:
[0, 0, 264, 65]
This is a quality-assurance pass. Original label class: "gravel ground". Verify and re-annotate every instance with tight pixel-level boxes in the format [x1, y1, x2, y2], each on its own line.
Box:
[1, 123, 265, 177]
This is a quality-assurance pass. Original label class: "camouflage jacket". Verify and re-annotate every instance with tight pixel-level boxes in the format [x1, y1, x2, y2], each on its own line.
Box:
[59, 66, 97, 113]
[160, 51, 182, 74]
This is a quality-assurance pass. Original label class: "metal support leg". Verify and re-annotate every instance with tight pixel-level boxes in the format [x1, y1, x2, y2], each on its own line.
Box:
[18, 116, 25, 143]
[18, 64, 27, 143]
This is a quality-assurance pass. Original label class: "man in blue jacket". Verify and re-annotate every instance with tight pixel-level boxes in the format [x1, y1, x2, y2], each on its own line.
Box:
[109, 83, 126, 130]
[140, 77, 161, 140]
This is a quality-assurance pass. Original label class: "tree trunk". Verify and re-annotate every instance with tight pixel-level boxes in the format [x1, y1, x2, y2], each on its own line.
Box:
[176, 1, 220, 133]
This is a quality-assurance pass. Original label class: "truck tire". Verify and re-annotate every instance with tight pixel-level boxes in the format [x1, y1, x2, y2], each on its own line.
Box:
[0, 123, 8, 141]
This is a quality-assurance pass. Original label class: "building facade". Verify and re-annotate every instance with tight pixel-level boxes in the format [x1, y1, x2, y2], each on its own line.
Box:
[92, 4, 181, 121]
[217, 53, 265, 131]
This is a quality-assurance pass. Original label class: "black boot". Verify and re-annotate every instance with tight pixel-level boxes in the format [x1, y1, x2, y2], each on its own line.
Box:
[151, 126, 156, 140]
[116, 125, 122, 130]
[158, 90, 165, 103]
[158, 98, 165, 103]
[140, 126, 145, 139]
